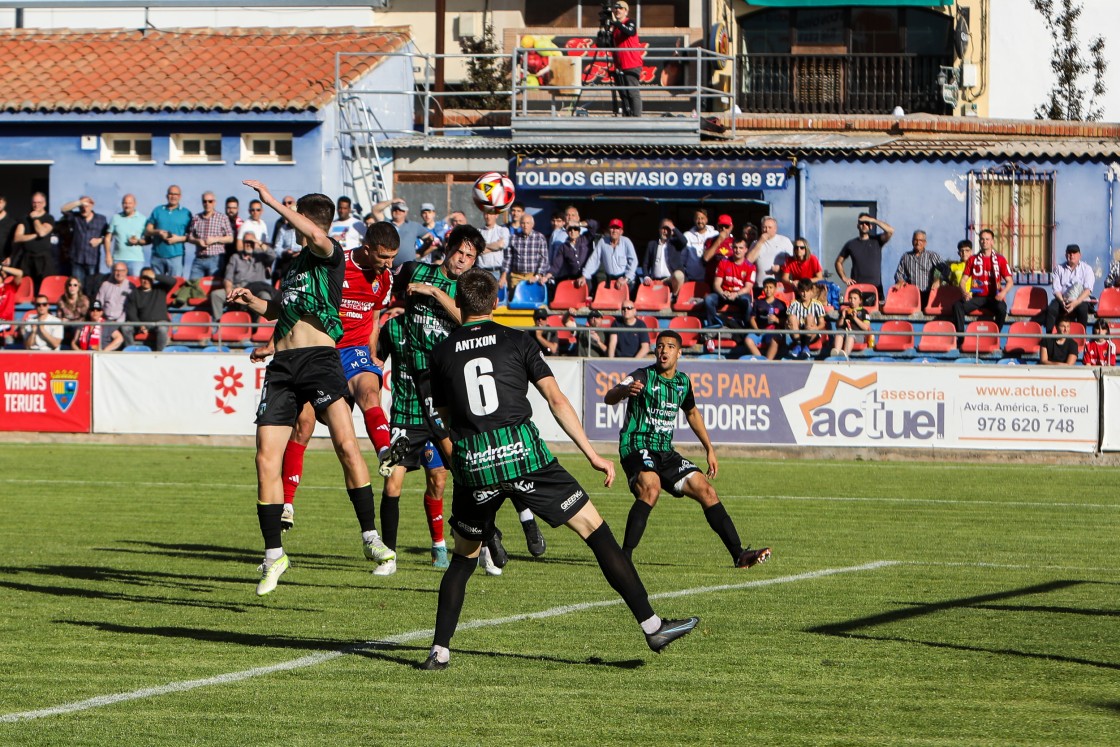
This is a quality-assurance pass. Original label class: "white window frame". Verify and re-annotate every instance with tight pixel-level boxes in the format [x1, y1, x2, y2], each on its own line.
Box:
[168, 133, 224, 164]
[237, 133, 294, 165]
[98, 133, 154, 164]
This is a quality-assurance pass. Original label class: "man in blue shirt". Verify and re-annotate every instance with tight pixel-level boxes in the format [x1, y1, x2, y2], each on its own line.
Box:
[60, 196, 108, 283]
[145, 184, 193, 277]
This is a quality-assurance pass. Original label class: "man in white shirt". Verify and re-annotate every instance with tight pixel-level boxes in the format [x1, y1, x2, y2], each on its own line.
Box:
[675, 209, 718, 287]
[1045, 243, 1095, 331]
[237, 199, 271, 251]
[748, 215, 794, 288]
[477, 210, 509, 279]
[328, 196, 365, 251]
[23, 295, 63, 350]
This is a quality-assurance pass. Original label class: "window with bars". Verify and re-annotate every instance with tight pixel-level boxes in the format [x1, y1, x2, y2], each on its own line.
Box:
[968, 169, 1055, 272]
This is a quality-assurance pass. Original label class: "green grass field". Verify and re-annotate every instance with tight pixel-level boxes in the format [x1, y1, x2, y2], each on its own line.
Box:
[0, 442, 1117, 746]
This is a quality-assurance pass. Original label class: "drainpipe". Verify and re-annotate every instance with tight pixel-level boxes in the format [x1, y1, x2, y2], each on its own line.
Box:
[792, 158, 807, 241]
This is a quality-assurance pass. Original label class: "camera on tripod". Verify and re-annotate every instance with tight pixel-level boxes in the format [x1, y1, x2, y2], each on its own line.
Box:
[596, 1, 615, 48]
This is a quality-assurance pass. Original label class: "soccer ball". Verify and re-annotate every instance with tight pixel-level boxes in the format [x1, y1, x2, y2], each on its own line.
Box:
[472, 172, 516, 215]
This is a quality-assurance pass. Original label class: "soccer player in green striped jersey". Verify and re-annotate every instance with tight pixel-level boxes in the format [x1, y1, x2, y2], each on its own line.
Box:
[605, 330, 772, 570]
[418, 269, 698, 670]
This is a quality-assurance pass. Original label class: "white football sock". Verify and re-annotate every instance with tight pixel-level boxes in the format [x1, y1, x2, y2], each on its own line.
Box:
[518, 509, 533, 523]
[265, 547, 284, 562]
[640, 615, 663, 635]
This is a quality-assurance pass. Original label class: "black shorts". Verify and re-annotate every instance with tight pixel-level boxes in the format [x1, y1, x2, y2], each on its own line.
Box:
[414, 372, 450, 443]
[255, 346, 350, 427]
[449, 461, 589, 540]
[389, 423, 446, 472]
[621, 449, 702, 498]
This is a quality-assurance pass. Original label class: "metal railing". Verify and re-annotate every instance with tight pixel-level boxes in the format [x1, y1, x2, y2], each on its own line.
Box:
[737, 52, 949, 115]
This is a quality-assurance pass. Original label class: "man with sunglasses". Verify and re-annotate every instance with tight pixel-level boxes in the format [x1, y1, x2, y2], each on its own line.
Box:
[608, 301, 650, 358]
[23, 296, 62, 351]
[271, 196, 300, 279]
[187, 192, 234, 280]
[835, 213, 894, 300]
[238, 200, 271, 252]
[145, 185, 192, 278]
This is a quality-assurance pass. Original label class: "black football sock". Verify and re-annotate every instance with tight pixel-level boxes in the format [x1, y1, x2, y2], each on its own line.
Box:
[584, 522, 655, 623]
[257, 502, 284, 551]
[347, 483, 377, 533]
[703, 502, 743, 561]
[380, 493, 400, 550]
[623, 500, 653, 556]
[433, 552, 477, 649]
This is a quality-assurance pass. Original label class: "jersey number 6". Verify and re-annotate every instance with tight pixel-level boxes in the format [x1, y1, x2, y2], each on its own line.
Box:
[465, 357, 499, 416]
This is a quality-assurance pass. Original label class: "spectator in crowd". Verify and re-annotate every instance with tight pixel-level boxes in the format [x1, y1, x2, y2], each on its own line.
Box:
[608, 1, 643, 117]
[703, 237, 755, 328]
[786, 279, 826, 360]
[146, 184, 193, 278]
[362, 212, 377, 227]
[0, 195, 15, 265]
[123, 267, 176, 351]
[477, 209, 509, 279]
[210, 232, 275, 323]
[746, 277, 786, 360]
[676, 209, 716, 287]
[580, 218, 638, 294]
[223, 196, 242, 259]
[12, 192, 56, 287]
[72, 300, 123, 351]
[23, 295, 63, 350]
[419, 202, 448, 245]
[56, 275, 90, 347]
[577, 308, 610, 357]
[741, 222, 760, 250]
[187, 192, 234, 280]
[378, 199, 429, 266]
[781, 237, 823, 286]
[832, 287, 872, 357]
[0, 263, 23, 342]
[328, 196, 364, 251]
[1084, 319, 1116, 366]
[941, 239, 974, 292]
[952, 228, 1013, 339]
[532, 306, 562, 356]
[747, 215, 794, 288]
[1106, 248, 1120, 288]
[1045, 244, 1095, 332]
[702, 214, 735, 286]
[59, 196, 108, 282]
[505, 201, 525, 237]
[642, 218, 685, 291]
[428, 211, 466, 265]
[547, 211, 568, 260]
[502, 213, 549, 294]
[96, 262, 132, 323]
[835, 213, 894, 298]
[239, 199, 271, 251]
[271, 195, 300, 279]
[1040, 316, 1078, 365]
[608, 301, 649, 358]
[893, 229, 946, 306]
[105, 194, 148, 276]
[542, 222, 595, 291]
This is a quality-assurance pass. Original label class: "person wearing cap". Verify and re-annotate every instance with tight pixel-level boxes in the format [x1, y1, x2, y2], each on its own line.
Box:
[747, 215, 794, 290]
[1045, 243, 1095, 331]
[419, 202, 449, 247]
[123, 267, 177, 351]
[607, 1, 643, 117]
[642, 218, 686, 292]
[577, 308, 610, 357]
[579, 217, 637, 296]
[372, 198, 432, 267]
[73, 300, 123, 351]
[532, 306, 562, 356]
[701, 214, 735, 287]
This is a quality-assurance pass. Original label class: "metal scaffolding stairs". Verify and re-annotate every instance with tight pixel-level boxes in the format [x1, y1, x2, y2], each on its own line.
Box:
[338, 94, 389, 207]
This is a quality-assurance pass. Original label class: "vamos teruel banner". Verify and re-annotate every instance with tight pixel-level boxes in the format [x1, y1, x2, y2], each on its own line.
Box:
[584, 361, 1099, 452]
[0, 352, 92, 433]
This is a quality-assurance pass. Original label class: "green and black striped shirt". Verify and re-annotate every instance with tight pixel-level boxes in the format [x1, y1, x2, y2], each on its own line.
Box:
[396, 261, 459, 373]
[618, 366, 695, 458]
[274, 237, 344, 342]
[378, 315, 426, 427]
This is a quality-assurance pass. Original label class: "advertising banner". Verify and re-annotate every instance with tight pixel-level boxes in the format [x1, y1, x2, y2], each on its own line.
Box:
[584, 361, 1099, 452]
[0, 352, 92, 433]
[1100, 372, 1120, 451]
[527, 357, 583, 441]
[516, 156, 792, 193]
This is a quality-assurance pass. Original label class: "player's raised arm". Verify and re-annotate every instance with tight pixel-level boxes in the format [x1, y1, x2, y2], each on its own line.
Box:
[243, 179, 333, 257]
[407, 282, 462, 323]
[227, 287, 280, 321]
[604, 374, 643, 406]
[535, 376, 615, 487]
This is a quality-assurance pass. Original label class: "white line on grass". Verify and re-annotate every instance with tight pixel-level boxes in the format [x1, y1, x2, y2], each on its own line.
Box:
[4, 478, 1117, 509]
[0, 560, 896, 724]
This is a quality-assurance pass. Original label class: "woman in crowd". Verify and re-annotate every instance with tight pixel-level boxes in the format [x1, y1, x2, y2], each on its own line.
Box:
[56, 275, 90, 346]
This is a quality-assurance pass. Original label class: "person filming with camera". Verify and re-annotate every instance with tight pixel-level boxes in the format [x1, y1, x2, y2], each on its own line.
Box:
[606, 1, 643, 117]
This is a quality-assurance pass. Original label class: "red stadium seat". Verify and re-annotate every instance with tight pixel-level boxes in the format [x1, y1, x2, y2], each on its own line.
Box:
[961, 320, 1001, 355]
[1068, 321, 1086, 353]
[917, 320, 957, 353]
[1095, 287, 1120, 318]
[550, 280, 590, 311]
[640, 315, 660, 347]
[873, 320, 914, 352]
[188, 276, 216, 307]
[127, 276, 141, 288]
[171, 310, 213, 343]
[672, 281, 709, 312]
[14, 275, 34, 304]
[37, 275, 68, 303]
[881, 284, 920, 315]
[667, 315, 702, 347]
[924, 284, 963, 317]
[251, 321, 275, 343]
[1009, 285, 1049, 317]
[1004, 321, 1042, 357]
[591, 283, 628, 311]
[634, 281, 671, 312]
[848, 284, 880, 313]
[545, 315, 575, 345]
[215, 311, 252, 344]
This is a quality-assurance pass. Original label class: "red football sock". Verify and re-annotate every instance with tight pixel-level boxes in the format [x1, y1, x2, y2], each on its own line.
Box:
[424, 494, 444, 543]
[364, 406, 391, 454]
[281, 440, 306, 505]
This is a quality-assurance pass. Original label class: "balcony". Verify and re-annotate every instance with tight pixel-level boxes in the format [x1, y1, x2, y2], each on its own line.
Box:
[738, 53, 950, 115]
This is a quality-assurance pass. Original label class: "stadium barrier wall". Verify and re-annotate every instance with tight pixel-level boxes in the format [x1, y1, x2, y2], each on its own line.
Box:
[5, 353, 1098, 453]
[1100, 371, 1120, 452]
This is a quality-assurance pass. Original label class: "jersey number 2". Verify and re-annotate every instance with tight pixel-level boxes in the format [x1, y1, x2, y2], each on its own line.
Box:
[465, 357, 499, 416]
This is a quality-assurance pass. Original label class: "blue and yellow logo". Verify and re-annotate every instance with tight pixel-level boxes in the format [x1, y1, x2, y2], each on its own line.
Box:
[50, 369, 80, 412]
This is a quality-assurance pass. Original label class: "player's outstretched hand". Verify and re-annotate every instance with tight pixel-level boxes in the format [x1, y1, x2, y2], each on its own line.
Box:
[226, 287, 256, 306]
[705, 448, 719, 480]
[590, 454, 616, 488]
[625, 379, 644, 398]
[249, 343, 274, 363]
[242, 179, 274, 204]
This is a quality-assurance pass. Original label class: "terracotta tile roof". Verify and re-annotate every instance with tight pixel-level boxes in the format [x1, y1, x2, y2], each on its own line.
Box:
[0, 26, 411, 114]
